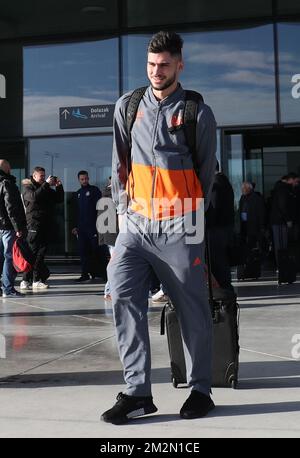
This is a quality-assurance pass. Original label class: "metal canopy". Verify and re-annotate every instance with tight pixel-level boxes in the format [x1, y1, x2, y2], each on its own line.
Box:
[0, 0, 118, 41]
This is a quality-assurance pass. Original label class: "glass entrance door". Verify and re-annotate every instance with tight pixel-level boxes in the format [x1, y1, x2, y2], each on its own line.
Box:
[244, 147, 263, 194]
[263, 146, 300, 197]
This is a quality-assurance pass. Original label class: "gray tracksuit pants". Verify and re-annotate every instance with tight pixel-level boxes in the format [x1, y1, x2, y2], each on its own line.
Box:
[107, 213, 213, 397]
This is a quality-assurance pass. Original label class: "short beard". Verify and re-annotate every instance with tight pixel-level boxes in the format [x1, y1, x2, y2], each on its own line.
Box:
[151, 74, 176, 92]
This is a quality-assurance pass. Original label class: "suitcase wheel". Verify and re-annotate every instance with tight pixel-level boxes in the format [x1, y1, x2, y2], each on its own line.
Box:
[172, 377, 178, 388]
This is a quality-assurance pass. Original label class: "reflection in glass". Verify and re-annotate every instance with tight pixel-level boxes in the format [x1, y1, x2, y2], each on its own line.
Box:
[244, 148, 263, 194]
[122, 26, 276, 126]
[24, 39, 119, 136]
[224, 134, 244, 215]
[278, 23, 300, 123]
[29, 135, 112, 255]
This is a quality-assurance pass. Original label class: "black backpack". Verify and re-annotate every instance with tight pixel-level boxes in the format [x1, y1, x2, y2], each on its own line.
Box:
[125, 86, 204, 175]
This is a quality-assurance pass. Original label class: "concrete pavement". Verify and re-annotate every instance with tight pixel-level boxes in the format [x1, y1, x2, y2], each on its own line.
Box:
[0, 268, 299, 438]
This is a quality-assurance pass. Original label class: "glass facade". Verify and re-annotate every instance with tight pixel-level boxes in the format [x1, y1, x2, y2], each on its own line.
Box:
[24, 39, 119, 136]
[16, 8, 300, 255]
[278, 23, 300, 123]
[123, 26, 276, 126]
[28, 135, 113, 255]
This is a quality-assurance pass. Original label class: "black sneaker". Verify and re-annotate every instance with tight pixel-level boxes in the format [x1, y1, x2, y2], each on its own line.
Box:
[101, 392, 158, 425]
[180, 390, 215, 419]
[75, 274, 90, 283]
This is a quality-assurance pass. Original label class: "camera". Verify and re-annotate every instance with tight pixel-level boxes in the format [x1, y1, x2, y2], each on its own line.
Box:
[51, 176, 57, 183]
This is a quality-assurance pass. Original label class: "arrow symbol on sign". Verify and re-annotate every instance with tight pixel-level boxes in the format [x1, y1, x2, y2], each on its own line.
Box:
[61, 109, 70, 120]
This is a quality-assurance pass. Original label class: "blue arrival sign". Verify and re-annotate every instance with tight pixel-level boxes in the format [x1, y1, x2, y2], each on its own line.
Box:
[59, 104, 114, 129]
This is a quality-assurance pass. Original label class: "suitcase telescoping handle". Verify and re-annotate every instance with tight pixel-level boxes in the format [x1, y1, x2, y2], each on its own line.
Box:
[205, 228, 220, 320]
[205, 228, 214, 303]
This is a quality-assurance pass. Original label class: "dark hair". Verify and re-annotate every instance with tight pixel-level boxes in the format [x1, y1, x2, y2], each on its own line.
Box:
[33, 166, 45, 173]
[78, 170, 88, 179]
[148, 31, 183, 57]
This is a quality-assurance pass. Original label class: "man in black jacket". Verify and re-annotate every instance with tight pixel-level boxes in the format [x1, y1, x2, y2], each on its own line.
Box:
[0, 159, 27, 298]
[72, 171, 101, 282]
[239, 182, 265, 249]
[270, 173, 299, 265]
[206, 166, 235, 292]
[21, 166, 64, 289]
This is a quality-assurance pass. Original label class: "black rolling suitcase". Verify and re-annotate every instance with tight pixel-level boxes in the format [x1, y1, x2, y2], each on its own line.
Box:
[161, 237, 240, 389]
[237, 246, 261, 280]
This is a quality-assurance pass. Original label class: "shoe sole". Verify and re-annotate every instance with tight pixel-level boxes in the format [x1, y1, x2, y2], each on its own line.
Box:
[180, 402, 215, 419]
[101, 404, 158, 425]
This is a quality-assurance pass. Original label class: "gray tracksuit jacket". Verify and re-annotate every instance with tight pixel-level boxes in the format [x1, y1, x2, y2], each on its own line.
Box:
[112, 84, 217, 220]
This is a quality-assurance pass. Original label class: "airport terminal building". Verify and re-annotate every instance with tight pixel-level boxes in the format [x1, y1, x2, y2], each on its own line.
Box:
[0, 0, 299, 255]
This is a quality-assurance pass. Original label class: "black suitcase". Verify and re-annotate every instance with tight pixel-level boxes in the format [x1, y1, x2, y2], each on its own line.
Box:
[161, 234, 240, 389]
[277, 249, 296, 285]
[237, 247, 261, 280]
[161, 293, 239, 389]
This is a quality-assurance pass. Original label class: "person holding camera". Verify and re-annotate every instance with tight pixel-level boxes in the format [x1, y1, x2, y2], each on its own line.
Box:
[20, 166, 64, 289]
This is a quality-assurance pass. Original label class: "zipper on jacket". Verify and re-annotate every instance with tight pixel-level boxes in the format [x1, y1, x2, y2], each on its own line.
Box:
[181, 158, 191, 198]
[151, 103, 162, 220]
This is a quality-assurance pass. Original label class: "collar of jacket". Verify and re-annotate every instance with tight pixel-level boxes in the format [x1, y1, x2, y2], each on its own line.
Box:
[29, 176, 41, 189]
[22, 176, 42, 189]
[0, 169, 16, 183]
[147, 82, 184, 107]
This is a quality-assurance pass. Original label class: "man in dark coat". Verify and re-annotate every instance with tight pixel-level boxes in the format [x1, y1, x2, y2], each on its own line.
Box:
[72, 170, 102, 282]
[21, 166, 64, 289]
[270, 173, 299, 265]
[239, 182, 265, 249]
[0, 159, 27, 297]
[206, 167, 235, 291]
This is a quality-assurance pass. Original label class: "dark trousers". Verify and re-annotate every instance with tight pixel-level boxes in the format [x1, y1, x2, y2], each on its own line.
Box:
[272, 224, 288, 266]
[77, 230, 99, 275]
[208, 225, 233, 289]
[23, 230, 49, 283]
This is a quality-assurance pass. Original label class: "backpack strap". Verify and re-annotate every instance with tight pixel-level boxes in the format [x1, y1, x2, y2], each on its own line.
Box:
[183, 90, 204, 176]
[125, 86, 148, 175]
[125, 86, 204, 176]
[126, 86, 148, 150]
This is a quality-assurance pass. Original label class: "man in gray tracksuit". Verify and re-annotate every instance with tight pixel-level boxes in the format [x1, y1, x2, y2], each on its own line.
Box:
[101, 31, 217, 424]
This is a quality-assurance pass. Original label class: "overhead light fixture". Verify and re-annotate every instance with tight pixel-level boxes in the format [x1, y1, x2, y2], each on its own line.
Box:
[81, 6, 106, 14]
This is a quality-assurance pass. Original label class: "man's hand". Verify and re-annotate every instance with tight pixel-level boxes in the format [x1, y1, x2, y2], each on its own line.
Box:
[16, 231, 23, 238]
[72, 227, 78, 236]
[46, 175, 56, 186]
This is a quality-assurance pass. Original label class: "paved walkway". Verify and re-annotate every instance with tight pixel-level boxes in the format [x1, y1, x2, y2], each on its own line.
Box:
[0, 268, 299, 438]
